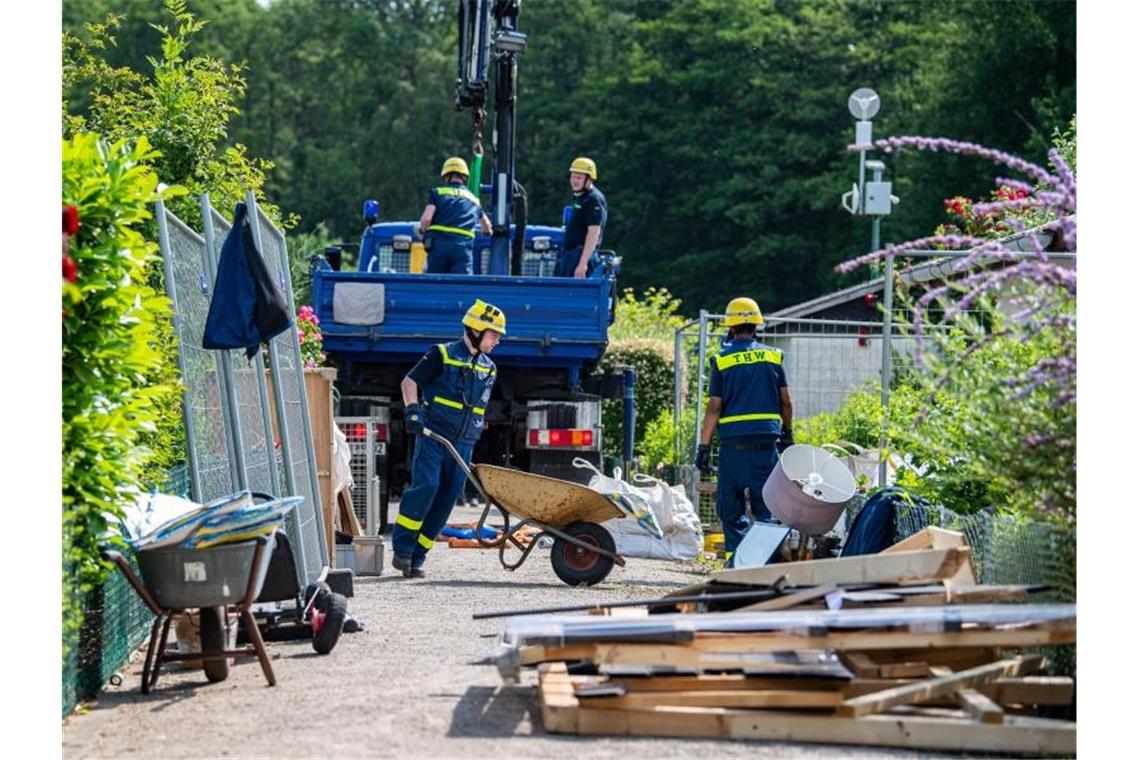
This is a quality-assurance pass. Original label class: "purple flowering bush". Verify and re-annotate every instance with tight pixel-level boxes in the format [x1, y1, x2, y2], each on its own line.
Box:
[834, 125, 1076, 524]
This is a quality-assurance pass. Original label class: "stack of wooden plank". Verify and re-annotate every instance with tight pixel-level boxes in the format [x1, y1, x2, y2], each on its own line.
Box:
[493, 528, 1076, 755]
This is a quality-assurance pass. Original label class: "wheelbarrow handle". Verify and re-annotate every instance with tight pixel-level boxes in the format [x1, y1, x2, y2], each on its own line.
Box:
[422, 428, 492, 507]
[421, 427, 510, 548]
[103, 548, 164, 616]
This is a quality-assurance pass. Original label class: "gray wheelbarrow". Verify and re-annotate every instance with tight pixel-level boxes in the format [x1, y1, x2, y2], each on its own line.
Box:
[423, 428, 625, 586]
[104, 534, 277, 693]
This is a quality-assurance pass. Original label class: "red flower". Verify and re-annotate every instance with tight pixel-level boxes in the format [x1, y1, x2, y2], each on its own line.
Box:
[63, 205, 80, 236]
[62, 255, 78, 284]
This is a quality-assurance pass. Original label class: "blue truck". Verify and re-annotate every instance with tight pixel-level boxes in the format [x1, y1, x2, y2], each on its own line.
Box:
[310, 225, 625, 523]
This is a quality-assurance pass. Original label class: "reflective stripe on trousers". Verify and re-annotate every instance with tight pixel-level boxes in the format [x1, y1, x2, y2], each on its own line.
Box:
[391, 434, 474, 568]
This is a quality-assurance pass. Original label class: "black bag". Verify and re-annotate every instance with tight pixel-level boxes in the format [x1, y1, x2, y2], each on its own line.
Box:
[202, 202, 292, 359]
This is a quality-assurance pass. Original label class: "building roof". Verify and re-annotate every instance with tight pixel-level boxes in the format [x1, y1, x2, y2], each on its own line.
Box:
[769, 222, 1066, 319]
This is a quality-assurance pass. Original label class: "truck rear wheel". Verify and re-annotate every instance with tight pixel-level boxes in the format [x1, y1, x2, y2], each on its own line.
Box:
[550, 521, 615, 586]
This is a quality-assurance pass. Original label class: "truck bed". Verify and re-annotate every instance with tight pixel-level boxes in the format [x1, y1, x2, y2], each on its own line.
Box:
[311, 269, 614, 372]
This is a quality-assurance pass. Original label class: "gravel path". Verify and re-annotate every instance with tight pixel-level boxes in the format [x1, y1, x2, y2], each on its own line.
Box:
[63, 508, 944, 758]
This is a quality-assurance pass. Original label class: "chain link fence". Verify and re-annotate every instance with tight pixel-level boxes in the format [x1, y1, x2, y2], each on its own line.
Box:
[62, 466, 190, 716]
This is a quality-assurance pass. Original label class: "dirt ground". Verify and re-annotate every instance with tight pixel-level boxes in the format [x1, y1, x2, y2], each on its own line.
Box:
[62, 506, 946, 758]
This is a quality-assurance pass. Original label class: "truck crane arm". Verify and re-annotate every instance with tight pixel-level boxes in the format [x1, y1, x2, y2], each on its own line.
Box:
[454, 0, 527, 275]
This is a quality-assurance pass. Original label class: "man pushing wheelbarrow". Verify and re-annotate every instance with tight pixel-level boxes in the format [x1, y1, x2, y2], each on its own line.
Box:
[391, 299, 506, 578]
[391, 298, 631, 586]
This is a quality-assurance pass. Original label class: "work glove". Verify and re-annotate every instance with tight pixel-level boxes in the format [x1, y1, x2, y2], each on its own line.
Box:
[404, 404, 425, 435]
[777, 426, 795, 454]
[696, 444, 712, 474]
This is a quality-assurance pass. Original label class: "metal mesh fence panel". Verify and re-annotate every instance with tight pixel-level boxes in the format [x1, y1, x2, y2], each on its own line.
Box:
[159, 207, 235, 502]
[337, 417, 378, 533]
[250, 202, 326, 582]
[206, 208, 279, 498]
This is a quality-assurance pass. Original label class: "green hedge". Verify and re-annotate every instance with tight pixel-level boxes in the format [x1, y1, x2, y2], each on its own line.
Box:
[62, 133, 176, 669]
[600, 338, 675, 464]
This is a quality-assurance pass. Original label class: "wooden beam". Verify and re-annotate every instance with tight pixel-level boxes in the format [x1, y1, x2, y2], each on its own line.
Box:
[982, 677, 1074, 706]
[605, 674, 846, 693]
[584, 689, 843, 710]
[956, 688, 1006, 724]
[879, 661, 938, 679]
[679, 548, 971, 591]
[882, 527, 977, 585]
[844, 676, 1075, 707]
[838, 655, 1042, 718]
[839, 652, 879, 678]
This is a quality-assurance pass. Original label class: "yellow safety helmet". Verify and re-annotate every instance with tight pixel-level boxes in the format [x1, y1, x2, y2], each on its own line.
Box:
[568, 156, 597, 180]
[723, 296, 764, 327]
[440, 156, 470, 178]
[462, 298, 507, 335]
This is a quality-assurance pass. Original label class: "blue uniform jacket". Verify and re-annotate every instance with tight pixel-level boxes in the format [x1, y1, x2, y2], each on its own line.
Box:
[708, 337, 787, 440]
[420, 340, 497, 444]
[427, 181, 483, 240]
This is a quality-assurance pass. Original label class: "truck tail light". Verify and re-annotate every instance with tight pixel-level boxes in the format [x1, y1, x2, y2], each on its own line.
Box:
[528, 428, 594, 448]
[374, 423, 387, 442]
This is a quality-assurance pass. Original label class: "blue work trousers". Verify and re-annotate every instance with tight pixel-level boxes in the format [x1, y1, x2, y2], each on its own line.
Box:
[715, 440, 779, 563]
[553, 246, 598, 278]
[425, 233, 475, 274]
[392, 435, 474, 568]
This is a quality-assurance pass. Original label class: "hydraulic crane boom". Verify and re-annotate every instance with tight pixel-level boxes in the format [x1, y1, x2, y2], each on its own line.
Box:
[454, 0, 527, 275]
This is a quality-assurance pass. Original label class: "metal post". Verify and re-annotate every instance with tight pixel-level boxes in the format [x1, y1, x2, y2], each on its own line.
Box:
[621, 366, 637, 477]
[693, 310, 710, 463]
[673, 323, 684, 467]
[879, 251, 894, 487]
[155, 199, 204, 503]
[199, 194, 249, 491]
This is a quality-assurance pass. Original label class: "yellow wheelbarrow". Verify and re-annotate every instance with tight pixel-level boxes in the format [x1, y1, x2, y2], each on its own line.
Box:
[423, 429, 625, 586]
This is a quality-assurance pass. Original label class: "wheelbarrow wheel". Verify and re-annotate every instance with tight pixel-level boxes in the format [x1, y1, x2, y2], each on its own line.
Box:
[199, 606, 230, 683]
[312, 592, 347, 654]
[550, 521, 616, 587]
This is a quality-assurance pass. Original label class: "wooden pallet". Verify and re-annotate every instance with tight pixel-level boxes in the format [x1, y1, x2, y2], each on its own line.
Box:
[539, 661, 1075, 754]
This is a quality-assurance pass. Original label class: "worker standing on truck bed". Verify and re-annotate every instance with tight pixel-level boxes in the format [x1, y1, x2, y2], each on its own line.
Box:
[418, 157, 492, 274]
[555, 156, 607, 278]
[392, 299, 505, 578]
[696, 297, 795, 567]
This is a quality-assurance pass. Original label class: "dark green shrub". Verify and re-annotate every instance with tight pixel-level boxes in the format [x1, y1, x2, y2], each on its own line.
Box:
[600, 339, 675, 464]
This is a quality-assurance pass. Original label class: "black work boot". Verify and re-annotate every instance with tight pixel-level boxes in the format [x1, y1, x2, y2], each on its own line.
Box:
[408, 567, 426, 579]
[392, 553, 413, 576]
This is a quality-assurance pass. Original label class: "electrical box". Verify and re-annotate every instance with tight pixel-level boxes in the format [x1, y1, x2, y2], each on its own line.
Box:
[863, 181, 894, 215]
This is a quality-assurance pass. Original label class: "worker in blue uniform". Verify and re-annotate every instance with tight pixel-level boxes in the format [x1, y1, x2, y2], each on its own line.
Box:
[391, 299, 506, 578]
[696, 297, 795, 566]
[555, 156, 607, 278]
[417, 157, 492, 274]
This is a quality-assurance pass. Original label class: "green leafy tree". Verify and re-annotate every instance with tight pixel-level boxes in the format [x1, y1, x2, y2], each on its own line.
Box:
[63, 0, 284, 483]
